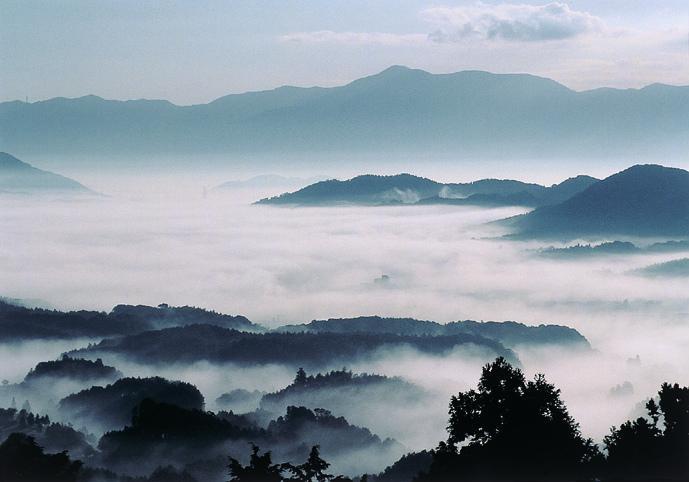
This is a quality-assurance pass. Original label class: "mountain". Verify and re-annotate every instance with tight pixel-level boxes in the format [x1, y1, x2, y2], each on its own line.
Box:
[278, 316, 589, 349]
[0, 152, 91, 193]
[510, 165, 689, 238]
[2, 67, 687, 166]
[257, 173, 599, 207]
[258, 174, 442, 205]
[23, 356, 122, 384]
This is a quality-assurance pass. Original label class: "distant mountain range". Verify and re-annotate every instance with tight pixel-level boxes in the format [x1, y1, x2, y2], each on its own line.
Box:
[0, 152, 92, 194]
[510, 165, 689, 238]
[2, 66, 687, 165]
[257, 173, 599, 207]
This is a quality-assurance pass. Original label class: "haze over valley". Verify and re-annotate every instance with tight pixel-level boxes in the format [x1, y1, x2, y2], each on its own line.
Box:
[1, 1, 689, 481]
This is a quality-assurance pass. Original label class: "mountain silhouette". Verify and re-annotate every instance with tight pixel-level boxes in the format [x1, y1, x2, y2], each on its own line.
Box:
[0, 152, 92, 193]
[2, 67, 687, 165]
[510, 165, 689, 238]
[258, 173, 598, 207]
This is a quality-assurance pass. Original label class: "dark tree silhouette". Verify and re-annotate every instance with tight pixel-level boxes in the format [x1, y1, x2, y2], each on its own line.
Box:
[228, 444, 284, 482]
[0, 432, 82, 482]
[228, 444, 353, 482]
[605, 382, 689, 480]
[283, 445, 333, 482]
[295, 368, 308, 386]
[419, 357, 600, 481]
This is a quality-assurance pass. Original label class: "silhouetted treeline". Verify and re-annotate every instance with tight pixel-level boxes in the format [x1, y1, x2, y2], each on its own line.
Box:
[263, 368, 413, 404]
[0, 432, 82, 482]
[24, 355, 122, 383]
[74, 323, 516, 367]
[59, 377, 204, 431]
[0, 300, 257, 341]
[279, 316, 589, 349]
[0, 408, 96, 462]
[228, 444, 352, 482]
[1, 358, 687, 482]
[604, 382, 689, 480]
[415, 357, 689, 482]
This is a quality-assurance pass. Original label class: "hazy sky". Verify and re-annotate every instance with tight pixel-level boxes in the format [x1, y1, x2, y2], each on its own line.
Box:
[1, 1, 688, 104]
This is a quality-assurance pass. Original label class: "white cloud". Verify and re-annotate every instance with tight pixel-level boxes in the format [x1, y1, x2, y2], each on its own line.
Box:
[279, 30, 427, 46]
[423, 2, 604, 43]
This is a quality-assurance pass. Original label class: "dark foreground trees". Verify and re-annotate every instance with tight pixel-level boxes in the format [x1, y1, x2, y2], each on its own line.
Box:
[228, 444, 352, 482]
[605, 382, 689, 480]
[418, 357, 689, 482]
[0, 432, 82, 482]
[418, 357, 601, 481]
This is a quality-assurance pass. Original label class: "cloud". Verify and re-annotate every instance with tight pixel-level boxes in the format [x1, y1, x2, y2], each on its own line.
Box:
[423, 2, 604, 43]
[279, 30, 426, 46]
[278, 3, 604, 48]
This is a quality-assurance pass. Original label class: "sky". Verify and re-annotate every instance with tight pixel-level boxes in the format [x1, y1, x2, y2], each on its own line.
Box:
[1, 1, 688, 104]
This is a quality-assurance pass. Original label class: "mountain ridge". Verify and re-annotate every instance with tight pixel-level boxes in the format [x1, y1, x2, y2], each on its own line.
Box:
[2, 66, 687, 164]
[257, 172, 599, 207]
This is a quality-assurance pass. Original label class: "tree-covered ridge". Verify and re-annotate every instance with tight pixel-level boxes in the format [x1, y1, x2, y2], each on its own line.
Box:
[279, 316, 589, 349]
[260, 368, 427, 426]
[0, 300, 259, 341]
[271, 368, 407, 395]
[109, 303, 259, 332]
[257, 173, 598, 207]
[74, 323, 517, 367]
[59, 377, 205, 432]
[95, 399, 400, 479]
[0, 408, 96, 463]
[24, 356, 122, 383]
[538, 240, 689, 259]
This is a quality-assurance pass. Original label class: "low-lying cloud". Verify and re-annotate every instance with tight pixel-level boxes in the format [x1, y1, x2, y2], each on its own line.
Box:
[280, 3, 604, 48]
[2, 182, 689, 447]
[279, 30, 426, 46]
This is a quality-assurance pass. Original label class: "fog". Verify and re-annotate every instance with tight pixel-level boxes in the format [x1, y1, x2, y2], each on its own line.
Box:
[1, 177, 689, 469]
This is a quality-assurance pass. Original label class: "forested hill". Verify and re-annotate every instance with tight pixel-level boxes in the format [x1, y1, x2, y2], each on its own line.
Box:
[72, 323, 518, 367]
[0, 300, 260, 340]
[278, 316, 589, 349]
